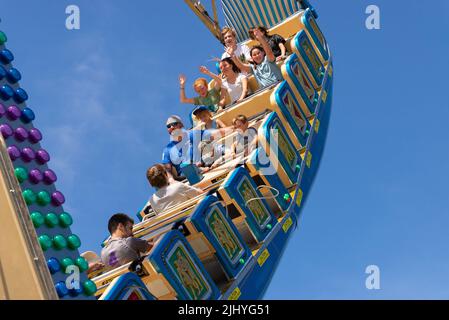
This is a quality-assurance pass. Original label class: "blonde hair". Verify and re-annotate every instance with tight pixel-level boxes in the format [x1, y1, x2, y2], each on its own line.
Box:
[146, 164, 168, 189]
[193, 78, 208, 90]
[232, 114, 248, 126]
[221, 27, 237, 42]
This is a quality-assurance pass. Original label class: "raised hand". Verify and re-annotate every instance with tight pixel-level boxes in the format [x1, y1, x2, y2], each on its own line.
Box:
[225, 45, 235, 57]
[276, 55, 286, 62]
[179, 74, 186, 86]
[253, 28, 264, 40]
[199, 66, 210, 75]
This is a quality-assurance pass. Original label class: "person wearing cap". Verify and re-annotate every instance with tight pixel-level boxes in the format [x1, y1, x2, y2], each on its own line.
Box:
[163, 115, 231, 179]
[192, 106, 226, 130]
[179, 65, 226, 114]
[162, 115, 208, 181]
[192, 107, 235, 172]
[163, 115, 190, 181]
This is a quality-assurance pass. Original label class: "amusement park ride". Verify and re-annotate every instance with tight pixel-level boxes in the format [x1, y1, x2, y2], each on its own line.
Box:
[0, 0, 333, 300]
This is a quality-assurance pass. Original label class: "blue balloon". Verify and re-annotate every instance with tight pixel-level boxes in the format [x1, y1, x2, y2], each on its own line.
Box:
[0, 85, 14, 100]
[47, 258, 61, 274]
[13, 88, 28, 103]
[0, 49, 14, 64]
[21, 107, 35, 123]
[0, 65, 6, 80]
[7, 68, 21, 83]
[55, 281, 69, 298]
[68, 285, 83, 297]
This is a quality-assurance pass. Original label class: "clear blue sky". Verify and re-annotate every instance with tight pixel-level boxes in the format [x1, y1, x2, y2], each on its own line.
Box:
[1, 0, 448, 299]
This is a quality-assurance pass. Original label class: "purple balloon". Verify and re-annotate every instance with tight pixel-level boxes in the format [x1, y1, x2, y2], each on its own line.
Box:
[0, 103, 5, 117]
[21, 147, 35, 162]
[28, 128, 43, 144]
[43, 169, 57, 184]
[36, 149, 50, 164]
[7, 146, 20, 161]
[0, 124, 13, 138]
[6, 105, 21, 121]
[29, 169, 43, 184]
[51, 191, 65, 206]
[14, 127, 29, 141]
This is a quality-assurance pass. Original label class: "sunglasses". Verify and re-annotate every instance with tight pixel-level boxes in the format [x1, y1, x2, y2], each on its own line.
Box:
[166, 122, 180, 129]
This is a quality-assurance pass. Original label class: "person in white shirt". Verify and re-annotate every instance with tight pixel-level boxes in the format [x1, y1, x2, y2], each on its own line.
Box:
[147, 164, 203, 215]
[220, 27, 251, 63]
[219, 57, 249, 106]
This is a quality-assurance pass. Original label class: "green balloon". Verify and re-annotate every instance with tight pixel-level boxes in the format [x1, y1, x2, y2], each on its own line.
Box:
[53, 235, 67, 250]
[59, 212, 73, 228]
[23, 189, 36, 205]
[36, 191, 51, 206]
[45, 213, 59, 228]
[60, 258, 74, 273]
[30, 211, 44, 228]
[0, 31, 7, 45]
[75, 257, 89, 273]
[82, 280, 97, 296]
[38, 235, 52, 251]
[67, 235, 81, 250]
[14, 167, 28, 183]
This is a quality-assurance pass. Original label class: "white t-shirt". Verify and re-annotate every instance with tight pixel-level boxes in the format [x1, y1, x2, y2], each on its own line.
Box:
[221, 73, 247, 103]
[235, 127, 258, 156]
[221, 43, 251, 62]
[149, 181, 202, 215]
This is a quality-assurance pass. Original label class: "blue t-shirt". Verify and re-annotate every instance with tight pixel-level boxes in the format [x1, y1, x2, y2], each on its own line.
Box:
[251, 56, 284, 89]
[162, 130, 205, 175]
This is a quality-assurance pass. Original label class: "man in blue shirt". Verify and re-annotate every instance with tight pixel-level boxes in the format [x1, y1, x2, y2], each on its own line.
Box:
[162, 115, 204, 181]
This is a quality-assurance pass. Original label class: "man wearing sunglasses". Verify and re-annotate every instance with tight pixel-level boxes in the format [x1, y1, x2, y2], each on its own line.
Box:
[162, 115, 199, 181]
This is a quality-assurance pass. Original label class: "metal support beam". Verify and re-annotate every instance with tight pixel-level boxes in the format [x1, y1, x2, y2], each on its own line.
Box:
[184, 0, 222, 42]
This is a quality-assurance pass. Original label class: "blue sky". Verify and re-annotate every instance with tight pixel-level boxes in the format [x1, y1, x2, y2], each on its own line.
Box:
[1, 0, 448, 299]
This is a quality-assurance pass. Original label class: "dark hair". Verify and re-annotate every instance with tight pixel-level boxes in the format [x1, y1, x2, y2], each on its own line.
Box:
[250, 46, 265, 64]
[248, 26, 269, 40]
[220, 57, 241, 74]
[108, 213, 134, 234]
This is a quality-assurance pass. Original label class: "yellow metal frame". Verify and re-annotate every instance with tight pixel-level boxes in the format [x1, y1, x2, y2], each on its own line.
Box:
[0, 137, 58, 300]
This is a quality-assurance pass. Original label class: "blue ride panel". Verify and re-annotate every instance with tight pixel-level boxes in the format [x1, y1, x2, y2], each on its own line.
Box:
[284, 53, 318, 116]
[148, 229, 220, 300]
[260, 111, 301, 184]
[274, 81, 311, 148]
[293, 30, 325, 88]
[190, 195, 251, 279]
[247, 149, 291, 212]
[302, 8, 329, 62]
[100, 272, 155, 300]
[294, 62, 333, 220]
[220, 167, 278, 242]
[224, 212, 298, 300]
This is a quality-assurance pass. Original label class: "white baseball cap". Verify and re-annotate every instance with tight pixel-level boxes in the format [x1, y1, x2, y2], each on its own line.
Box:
[166, 115, 183, 126]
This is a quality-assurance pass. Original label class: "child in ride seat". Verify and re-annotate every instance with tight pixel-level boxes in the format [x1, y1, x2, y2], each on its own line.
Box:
[231, 114, 258, 157]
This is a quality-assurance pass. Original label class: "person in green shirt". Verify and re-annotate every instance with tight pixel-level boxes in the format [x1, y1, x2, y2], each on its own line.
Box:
[179, 66, 226, 114]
